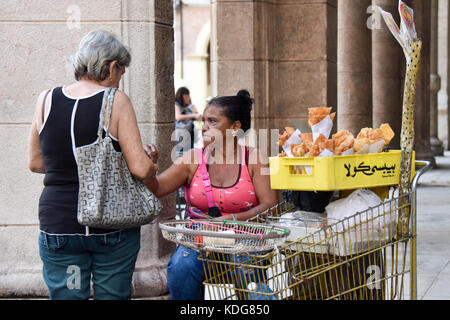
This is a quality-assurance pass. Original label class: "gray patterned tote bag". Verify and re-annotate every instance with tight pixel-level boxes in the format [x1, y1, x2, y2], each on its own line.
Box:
[76, 87, 162, 229]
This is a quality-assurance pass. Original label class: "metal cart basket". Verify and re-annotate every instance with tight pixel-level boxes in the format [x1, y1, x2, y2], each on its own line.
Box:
[198, 161, 431, 300]
[159, 219, 290, 254]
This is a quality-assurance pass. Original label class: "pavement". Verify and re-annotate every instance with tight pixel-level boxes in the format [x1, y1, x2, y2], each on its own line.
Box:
[415, 151, 450, 300]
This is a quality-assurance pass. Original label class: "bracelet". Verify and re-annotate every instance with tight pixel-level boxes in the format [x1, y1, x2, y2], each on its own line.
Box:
[231, 214, 237, 221]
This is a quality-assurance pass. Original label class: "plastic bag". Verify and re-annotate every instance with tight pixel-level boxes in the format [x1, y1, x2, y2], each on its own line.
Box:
[326, 189, 396, 256]
[377, 0, 417, 61]
[326, 189, 382, 231]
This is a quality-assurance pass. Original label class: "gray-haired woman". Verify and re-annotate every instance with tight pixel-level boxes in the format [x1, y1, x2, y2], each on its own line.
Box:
[28, 30, 157, 300]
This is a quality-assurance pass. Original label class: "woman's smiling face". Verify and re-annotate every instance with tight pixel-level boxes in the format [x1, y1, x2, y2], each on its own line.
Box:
[202, 104, 235, 146]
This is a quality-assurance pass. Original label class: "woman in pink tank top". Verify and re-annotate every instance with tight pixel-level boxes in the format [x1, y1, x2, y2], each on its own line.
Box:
[145, 90, 277, 222]
[185, 144, 259, 219]
[144, 90, 278, 300]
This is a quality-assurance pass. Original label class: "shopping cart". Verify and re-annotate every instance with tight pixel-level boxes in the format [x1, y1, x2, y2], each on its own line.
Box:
[198, 160, 431, 300]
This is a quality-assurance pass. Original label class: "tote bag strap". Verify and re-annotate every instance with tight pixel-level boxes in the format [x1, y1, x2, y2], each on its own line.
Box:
[97, 87, 117, 139]
[104, 88, 117, 135]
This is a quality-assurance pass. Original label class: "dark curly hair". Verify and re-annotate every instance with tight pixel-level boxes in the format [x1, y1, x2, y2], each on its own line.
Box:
[207, 90, 254, 131]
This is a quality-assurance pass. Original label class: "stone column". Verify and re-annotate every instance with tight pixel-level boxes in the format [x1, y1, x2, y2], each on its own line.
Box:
[0, 0, 174, 298]
[211, 0, 337, 152]
[211, 0, 257, 97]
[211, 0, 260, 150]
[430, 0, 444, 156]
[271, 0, 337, 134]
[337, 0, 373, 134]
[410, 0, 435, 164]
[372, 0, 403, 149]
[129, 1, 176, 299]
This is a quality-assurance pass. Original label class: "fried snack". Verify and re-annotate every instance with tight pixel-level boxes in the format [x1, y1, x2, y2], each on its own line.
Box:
[278, 152, 287, 158]
[308, 146, 320, 157]
[292, 141, 311, 157]
[291, 144, 303, 157]
[356, 127, 382, 141]
[308, 107, 336, 127]
[314, 139, 335, 156]
[298, 145, 310, 157]
[278, 127, 296, 147]
[332, 130, 355, 155]
[355, 127, 386, 152]
[356, 128, 371, 139]
[323, 139, 335, 153]
[300, 133, 313, 144]
[296, 133, 314, 156]
[353, 138, 370, 152]
[380, 123, 395, 145]
[355, 124, 395, 152]
[333, 130, 352, 145]
[369, 129, 385, 144]
[308, 134, 327, 157]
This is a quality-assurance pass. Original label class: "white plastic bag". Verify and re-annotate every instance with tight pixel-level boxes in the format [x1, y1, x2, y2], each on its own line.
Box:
[311, 115, 334, 143]
[326, 189, 382, 232]
[326, 189, 394, 256]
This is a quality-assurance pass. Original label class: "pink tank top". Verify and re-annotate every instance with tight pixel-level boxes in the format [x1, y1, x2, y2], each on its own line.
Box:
[185, 145, 259, 218]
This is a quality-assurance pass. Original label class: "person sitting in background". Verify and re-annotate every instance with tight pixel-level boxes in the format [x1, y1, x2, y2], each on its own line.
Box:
[174, 87, 202, 152]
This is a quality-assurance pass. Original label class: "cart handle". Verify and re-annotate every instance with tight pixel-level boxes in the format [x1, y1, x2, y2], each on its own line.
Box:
[411, 160, 432, 192]
[189, 219, 264, 240]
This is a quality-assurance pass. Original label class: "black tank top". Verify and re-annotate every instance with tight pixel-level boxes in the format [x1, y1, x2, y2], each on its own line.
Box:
[39, 87, 121, 234]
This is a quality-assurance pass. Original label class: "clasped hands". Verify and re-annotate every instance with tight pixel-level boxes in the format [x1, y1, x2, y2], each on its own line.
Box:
[144, 144, 159, 178]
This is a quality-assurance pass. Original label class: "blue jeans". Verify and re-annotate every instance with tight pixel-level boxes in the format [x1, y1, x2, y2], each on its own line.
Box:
[38, 228, 140, 300]
[167, 246, 276, 300]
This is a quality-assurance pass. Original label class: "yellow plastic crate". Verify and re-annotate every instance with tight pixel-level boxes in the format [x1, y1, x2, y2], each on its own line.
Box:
[269, 150, 415, 191]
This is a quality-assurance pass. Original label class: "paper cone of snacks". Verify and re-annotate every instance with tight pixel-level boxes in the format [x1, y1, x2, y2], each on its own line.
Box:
[378, 1, 422, 236]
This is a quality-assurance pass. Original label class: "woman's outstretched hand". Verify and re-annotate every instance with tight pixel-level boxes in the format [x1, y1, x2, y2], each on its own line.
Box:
[144, 144, 159, 164]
